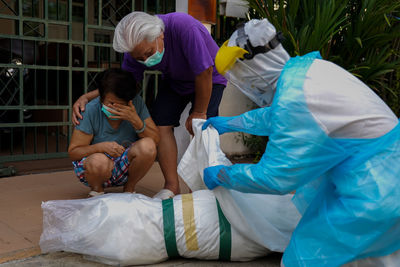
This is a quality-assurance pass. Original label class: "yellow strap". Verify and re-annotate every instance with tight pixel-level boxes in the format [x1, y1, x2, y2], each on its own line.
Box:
[181, 193, 199, 251]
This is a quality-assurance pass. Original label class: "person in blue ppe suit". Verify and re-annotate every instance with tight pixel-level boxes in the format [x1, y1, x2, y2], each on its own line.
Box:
[202, 19, 400, 266]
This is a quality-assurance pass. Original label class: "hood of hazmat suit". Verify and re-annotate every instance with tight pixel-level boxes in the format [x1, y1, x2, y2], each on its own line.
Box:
[215, 19, 290, 107]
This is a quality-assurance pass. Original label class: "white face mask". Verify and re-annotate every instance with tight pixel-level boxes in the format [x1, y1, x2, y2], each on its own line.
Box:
[137, 38, 164, 67]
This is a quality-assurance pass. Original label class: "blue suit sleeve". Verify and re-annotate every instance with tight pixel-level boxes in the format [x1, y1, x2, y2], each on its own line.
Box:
[206, 163, 295, 194]
[203, 107, 272, 136]
[204, 127, 349, 194]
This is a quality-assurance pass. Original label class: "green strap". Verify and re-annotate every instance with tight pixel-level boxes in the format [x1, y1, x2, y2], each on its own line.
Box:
[217, 200, 231, 261]
[162, 198, 179, 258]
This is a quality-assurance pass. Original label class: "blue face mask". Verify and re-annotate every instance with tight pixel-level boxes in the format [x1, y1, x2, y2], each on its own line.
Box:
[138, 38, 164, 67]
[101, 104, 119, 120]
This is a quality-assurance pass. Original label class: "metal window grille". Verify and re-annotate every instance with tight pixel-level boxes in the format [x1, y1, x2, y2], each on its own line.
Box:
[0, 0, 175, 175]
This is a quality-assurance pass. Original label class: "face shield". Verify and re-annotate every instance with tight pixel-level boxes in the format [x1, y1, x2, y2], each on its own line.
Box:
[215, 19, 290, 107]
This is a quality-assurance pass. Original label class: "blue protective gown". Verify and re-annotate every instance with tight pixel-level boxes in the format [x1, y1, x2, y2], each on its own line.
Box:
[204, 52, 400, 266]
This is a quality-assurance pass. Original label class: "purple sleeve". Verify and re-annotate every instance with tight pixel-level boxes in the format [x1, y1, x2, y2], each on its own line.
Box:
[181, 26, 214, 76]
[121, 53, 145, 82]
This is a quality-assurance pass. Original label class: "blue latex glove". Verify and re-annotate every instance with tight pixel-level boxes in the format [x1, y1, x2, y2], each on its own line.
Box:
[203, 165, 225, 189]
[201, 116, 235, 135]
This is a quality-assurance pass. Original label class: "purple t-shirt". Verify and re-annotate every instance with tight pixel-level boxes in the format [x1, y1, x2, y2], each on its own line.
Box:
[121, 12, 227, 95]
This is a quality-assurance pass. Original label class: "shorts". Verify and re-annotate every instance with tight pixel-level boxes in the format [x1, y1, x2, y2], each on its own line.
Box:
[151, 83, 225, 127]
[72, 147, 131, 188]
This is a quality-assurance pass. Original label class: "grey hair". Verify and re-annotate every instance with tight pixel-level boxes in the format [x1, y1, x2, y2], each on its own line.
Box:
[113, 12, 165, 53]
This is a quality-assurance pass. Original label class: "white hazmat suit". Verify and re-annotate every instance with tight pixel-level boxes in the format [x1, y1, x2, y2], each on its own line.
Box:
[202, 19, 400, 267]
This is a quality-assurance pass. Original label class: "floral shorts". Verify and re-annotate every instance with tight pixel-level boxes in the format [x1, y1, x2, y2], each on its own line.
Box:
[72, 147, 131, 188]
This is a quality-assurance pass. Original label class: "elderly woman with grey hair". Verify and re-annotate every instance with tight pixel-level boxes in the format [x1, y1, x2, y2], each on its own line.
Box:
[72, 12, 226, 199]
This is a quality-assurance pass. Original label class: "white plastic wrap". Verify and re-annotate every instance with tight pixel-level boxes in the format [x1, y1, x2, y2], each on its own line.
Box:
[40, 190, 269, 266]
[40, 193, 166, 265]
[178, 119, 301, 252]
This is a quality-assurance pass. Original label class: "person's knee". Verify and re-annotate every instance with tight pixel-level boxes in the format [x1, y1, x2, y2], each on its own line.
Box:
[84, 153, 113, 176]
[130, 137, 157, 160]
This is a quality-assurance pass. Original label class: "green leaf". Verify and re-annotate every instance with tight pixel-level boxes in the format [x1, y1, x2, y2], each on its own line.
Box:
[355, 37, 363, 48]
[384, 14, 391, 27]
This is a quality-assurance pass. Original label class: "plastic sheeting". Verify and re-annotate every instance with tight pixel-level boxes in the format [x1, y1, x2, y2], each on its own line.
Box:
[202, 51, 400, 266]
[178, 119, 301, 253]
[40, 191, 269, 266]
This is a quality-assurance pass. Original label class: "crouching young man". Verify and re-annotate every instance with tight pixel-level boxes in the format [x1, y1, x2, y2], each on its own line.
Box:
[68, 69, 160, 197]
